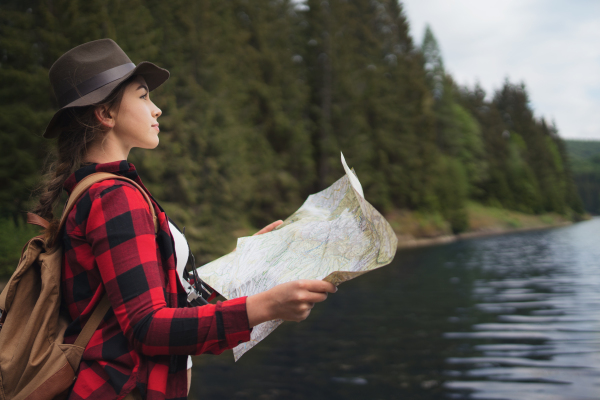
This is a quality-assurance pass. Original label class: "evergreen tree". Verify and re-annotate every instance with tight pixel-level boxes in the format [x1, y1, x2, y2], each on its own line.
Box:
[421, 24, 444, 100]
[304, 0, 442, 215]
[420, 27, 490, 230]
[494, 81, 566, 213]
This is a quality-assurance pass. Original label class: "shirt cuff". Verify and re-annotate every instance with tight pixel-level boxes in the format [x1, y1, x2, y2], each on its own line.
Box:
[215, 296, 252, 348]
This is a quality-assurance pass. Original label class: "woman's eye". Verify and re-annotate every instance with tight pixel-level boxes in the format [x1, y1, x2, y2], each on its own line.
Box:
[141, 93, 148, 99]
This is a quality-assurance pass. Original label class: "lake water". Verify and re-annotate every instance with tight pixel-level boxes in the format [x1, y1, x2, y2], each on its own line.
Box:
[190, 218, 600, 400]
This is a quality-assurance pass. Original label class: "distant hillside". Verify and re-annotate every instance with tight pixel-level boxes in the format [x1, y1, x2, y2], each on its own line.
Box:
[566, 140, 600, 164]
[565, 140, 600, 214]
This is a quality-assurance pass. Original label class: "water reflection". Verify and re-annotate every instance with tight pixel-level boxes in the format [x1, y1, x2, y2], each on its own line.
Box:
[443, 219, 600, 399]
[190, 219, 600, 400]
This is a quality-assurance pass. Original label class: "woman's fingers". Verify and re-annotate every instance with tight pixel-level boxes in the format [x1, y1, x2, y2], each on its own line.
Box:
[299, 290, 328, 304]
[253, 220, 283, 236]
[287, 280, 336, 321]
[297, 279, 337, 294]
[234, 220, 283, 252]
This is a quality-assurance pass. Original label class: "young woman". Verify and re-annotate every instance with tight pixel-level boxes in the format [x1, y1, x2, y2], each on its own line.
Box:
[33, 39, 336, 400]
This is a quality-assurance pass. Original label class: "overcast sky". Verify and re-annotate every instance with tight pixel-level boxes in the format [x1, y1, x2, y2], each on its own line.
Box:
[400, 0, 600, 140]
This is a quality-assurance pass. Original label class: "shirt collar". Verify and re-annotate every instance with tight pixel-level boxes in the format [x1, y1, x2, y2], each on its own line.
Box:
[63, 160, 144, 194]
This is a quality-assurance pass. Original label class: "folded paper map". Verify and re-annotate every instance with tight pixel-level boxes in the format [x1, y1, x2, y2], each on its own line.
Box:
[196, 153, 398, 360]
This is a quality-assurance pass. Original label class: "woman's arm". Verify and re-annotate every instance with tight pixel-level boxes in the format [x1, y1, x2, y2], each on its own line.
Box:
[84, 181, 335, 356]
[84, 181, 250, 356]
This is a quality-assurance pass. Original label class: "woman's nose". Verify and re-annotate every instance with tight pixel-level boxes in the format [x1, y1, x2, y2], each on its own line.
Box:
[153, 103, 162, 118]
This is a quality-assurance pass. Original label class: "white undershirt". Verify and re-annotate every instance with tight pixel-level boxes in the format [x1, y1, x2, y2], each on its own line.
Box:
[168, 221, 194, 370]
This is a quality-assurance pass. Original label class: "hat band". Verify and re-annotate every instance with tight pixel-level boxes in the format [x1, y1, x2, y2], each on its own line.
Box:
[57, 62, 136, 108]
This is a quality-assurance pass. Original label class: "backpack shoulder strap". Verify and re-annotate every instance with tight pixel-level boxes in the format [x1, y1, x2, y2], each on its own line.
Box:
[73, 295, 111, 348]
[58, 172, 158, 235]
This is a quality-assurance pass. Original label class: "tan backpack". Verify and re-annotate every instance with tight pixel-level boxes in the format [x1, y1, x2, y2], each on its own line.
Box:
[0, 173, 157, 400]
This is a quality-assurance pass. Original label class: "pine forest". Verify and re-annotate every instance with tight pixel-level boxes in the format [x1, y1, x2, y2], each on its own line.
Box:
[0, 0, 585, 275]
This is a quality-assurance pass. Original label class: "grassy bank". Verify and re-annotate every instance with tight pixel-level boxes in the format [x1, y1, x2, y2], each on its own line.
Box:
[388, 202, 578, 249]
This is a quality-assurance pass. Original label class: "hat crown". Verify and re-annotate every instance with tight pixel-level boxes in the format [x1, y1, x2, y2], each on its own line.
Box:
[49, 39, 132, 98]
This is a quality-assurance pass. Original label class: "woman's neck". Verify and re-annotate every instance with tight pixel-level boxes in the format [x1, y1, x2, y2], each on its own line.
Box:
[84, 130, 130, 164]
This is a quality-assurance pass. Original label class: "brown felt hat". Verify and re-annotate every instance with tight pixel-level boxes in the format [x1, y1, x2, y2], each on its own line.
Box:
[43, 38, 169, 138]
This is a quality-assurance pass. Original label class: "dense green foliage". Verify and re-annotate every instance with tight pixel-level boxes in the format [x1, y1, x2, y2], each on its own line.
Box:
[0, 219, 38, 277]
[565, 140, 600, 214]
[457, 82, 583, 216]
[0, 0, 582, 273]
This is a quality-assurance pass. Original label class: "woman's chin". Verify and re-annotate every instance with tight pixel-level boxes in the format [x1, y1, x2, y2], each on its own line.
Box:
[142, 137, 160, 149]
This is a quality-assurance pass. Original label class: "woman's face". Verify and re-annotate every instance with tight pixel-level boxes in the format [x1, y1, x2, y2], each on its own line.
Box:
[112, 76, 162, 150]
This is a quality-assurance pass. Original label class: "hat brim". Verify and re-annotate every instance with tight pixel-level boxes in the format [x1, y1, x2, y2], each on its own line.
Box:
[43, 61, 169, 138]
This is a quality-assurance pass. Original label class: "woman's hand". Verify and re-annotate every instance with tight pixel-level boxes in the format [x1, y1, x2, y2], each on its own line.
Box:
[253, 220, 283, 236]
[246, 280, 337, 327]
[232, 220, 283, 252]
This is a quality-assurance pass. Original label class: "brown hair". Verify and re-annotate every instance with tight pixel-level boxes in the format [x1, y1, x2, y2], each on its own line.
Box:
[32, 77, 133, 244]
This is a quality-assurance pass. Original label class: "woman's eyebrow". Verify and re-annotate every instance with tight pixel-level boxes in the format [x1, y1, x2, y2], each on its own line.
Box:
[137, 84, 149, 92]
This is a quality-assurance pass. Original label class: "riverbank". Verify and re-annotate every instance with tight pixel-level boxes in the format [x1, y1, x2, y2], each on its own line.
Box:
[388, 202, 579, 249]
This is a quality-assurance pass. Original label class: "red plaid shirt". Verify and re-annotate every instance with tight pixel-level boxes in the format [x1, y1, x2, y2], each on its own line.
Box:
[61, 161, 251, 400]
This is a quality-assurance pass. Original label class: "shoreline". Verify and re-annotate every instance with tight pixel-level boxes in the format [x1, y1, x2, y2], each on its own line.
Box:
[396, 221, 573, 250]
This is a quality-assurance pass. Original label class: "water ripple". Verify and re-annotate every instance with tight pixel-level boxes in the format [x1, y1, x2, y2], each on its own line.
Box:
[443, 219, 600, 399]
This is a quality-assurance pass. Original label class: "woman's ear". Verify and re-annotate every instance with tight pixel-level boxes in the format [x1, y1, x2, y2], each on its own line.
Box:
[94, 105, 115, 129]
